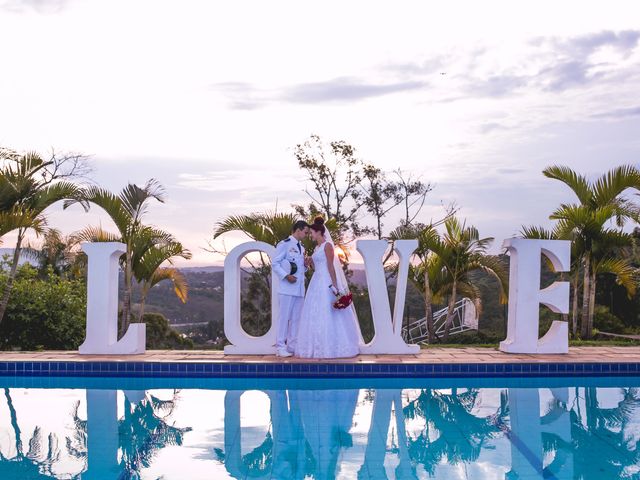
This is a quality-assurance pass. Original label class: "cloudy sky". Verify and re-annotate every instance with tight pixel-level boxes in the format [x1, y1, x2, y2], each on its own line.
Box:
[0, 0, 639, 265]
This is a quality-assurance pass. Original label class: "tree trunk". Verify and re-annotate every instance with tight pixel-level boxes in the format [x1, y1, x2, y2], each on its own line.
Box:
[580, 254, 591, 339]
[571, 270, 579, 337]
[588, 269, 597, 336]
[443, 282, 457, 342]
[120, 250, 133, 337]
[137, 285, 149, 323]
[423, 270, 436, 343]
[0, 230, 24, 325]
[4, 388, 23, 456]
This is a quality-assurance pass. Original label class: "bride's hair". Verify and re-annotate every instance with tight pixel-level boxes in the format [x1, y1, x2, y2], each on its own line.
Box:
[309, 216, 326, 235]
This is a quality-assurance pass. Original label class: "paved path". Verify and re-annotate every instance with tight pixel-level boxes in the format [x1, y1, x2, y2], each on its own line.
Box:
[2, 347, 640, 364]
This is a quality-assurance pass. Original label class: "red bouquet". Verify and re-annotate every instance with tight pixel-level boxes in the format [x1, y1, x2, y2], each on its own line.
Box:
[333, 291, 353, 309]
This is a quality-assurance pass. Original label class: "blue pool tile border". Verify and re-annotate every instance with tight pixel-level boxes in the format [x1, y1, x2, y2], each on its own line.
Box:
[1, 360, 640, 378]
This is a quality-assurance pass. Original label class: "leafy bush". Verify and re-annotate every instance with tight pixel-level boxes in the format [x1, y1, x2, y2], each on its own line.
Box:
[593, 305, 627, 334]
[139, 312, 193, 349]
[0, 265, 86, 350]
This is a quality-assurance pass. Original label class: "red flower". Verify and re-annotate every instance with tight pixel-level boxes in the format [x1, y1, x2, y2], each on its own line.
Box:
[333, 292, 353, 309]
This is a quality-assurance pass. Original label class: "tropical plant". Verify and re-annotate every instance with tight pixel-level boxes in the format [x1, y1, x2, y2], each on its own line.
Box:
[21, 228, 85, 279]
[403, 388, 500, 474]
[391, 217, 507, 342]
[65, 179, 166, 335]
[0, 151, 87, 325]
[535, 164, 640, 338]
[389, 223, 441, 343]
[131, 227, 191, 321]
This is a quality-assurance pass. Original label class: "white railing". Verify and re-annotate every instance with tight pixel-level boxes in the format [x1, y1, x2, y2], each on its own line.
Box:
[402, 298, 477, 344]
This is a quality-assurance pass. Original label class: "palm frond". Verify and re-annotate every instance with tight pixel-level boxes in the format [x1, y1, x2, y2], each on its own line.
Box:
[543, 165, 592, 205]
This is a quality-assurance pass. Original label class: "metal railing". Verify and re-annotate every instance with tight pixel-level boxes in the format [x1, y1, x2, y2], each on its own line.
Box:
[402, 298, 477, 344]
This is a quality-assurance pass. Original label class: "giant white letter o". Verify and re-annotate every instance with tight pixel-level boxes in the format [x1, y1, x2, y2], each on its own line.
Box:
[224, 241, 279, 355]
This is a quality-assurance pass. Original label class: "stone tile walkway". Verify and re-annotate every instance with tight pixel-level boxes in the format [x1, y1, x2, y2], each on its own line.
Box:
[1, 347, 639, 364]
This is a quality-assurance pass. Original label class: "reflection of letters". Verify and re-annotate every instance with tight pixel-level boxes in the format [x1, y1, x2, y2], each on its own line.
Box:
[507, 387, 573, 479]
[85, 390, 120, 479]
[5, 384, 638, 478]
[360, 389, 417, 480]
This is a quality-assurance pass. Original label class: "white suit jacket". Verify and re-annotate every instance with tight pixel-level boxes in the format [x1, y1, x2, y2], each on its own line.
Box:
[272, 235, 306, 297]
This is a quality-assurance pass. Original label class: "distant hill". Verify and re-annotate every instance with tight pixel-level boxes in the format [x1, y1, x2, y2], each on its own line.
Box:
[179, 266, 224, 273]
[138, 264, 368, 326]
[134, 270, 224, 325]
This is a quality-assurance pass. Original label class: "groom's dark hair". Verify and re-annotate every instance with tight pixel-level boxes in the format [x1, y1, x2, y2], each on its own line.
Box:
[292, 220, 310, 232]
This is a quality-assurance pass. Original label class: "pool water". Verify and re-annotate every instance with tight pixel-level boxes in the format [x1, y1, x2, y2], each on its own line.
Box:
[0, 376, 639, 479]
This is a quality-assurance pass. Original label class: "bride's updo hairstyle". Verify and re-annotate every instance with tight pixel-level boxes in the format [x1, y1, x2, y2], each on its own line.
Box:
[310, 216, 326, 235]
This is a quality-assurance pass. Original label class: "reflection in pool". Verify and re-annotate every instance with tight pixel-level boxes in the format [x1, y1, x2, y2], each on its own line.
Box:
[1, 377, 640, 479]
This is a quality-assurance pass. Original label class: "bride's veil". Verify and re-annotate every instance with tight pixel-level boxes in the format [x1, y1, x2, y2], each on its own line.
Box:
[323, 228, 365, 345]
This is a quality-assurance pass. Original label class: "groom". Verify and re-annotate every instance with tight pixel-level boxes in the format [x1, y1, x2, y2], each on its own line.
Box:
[273, 220, 309, 357]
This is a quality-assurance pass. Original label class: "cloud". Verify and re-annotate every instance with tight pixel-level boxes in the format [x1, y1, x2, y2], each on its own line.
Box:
[382, 56, 446, 75]
[478, 122, 510, 134]
[546, 30, 640, 57]
[466, 74, 528, 97]
[213, 77, 427, 109]
[0, 0, 69, 13]
[388, 30, 640, 100]
[282, 77, 427, 104]
[591, 106, 640, 119]
[496, 167, 525, 175]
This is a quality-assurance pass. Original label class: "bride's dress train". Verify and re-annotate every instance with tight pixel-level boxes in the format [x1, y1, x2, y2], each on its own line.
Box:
[294, 242, 361, 359]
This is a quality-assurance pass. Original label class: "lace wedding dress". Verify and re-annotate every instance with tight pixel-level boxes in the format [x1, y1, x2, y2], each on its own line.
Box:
[294, 239, 361, 359]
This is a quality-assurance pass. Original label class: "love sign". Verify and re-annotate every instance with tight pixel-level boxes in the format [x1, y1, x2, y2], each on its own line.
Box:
[78, 238, 572, 355]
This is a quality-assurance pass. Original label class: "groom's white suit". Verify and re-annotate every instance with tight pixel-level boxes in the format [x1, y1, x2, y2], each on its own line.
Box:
[273, 235, 306, 354]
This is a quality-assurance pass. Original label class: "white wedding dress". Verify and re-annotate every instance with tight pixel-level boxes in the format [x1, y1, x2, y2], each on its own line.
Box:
[294, 234, 362, 359]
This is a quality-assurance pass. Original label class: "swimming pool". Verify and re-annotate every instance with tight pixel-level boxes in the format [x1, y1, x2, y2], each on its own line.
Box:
[1, 376, 639, 479]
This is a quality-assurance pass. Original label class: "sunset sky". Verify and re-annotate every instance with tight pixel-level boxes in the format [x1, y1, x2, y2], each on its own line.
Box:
[1, 0, 639, 265]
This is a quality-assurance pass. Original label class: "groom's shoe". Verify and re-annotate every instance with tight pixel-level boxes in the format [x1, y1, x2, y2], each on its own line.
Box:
[276, 348, 293, 358]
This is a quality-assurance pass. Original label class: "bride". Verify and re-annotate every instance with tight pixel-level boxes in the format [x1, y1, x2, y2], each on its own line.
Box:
[294, 217, 362, 359]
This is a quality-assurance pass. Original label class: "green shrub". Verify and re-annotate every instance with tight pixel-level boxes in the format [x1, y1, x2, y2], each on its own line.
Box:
[139, 312, 193, 349]
[593, 305, 627, 334]
[0, 265, 86, 350]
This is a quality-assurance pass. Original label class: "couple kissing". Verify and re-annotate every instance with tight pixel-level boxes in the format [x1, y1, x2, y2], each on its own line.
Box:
[273, 217, 362, 359]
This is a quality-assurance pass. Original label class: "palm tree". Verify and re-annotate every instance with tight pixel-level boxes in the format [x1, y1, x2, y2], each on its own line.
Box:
[21, 228, 85, 279]
[542, 165, 640, 338]
[393, 218, 507, 342]
[131, 231, 191, 322]
[65, 179, 166, 335]
[389, 223, 441, 343]
[0, 152, 87, 324]
[213, 211, 343, 251]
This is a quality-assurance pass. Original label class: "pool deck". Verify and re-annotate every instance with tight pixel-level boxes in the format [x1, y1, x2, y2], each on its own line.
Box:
[2, 346, 640, 364]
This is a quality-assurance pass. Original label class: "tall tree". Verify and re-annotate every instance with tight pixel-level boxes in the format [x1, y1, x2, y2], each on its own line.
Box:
[542, 164, 640, 338]
[65, 179, 166, 335]
[360, 164, 403, 239]
[293, 134, 365, 238]
[434, 218, 507, 341]
[394, 169, 432, 226]
[0, 150, 88, 324]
